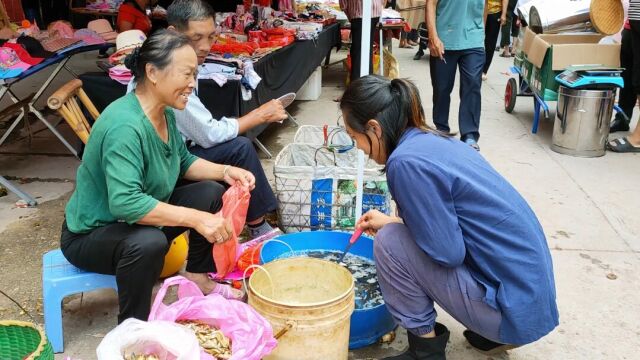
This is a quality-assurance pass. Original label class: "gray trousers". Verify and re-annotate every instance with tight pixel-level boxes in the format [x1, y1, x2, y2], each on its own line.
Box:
[374, 223, 503, 342]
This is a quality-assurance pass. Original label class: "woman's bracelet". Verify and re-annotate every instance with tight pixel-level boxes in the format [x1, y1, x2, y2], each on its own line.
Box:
[223, 165, 231, 178]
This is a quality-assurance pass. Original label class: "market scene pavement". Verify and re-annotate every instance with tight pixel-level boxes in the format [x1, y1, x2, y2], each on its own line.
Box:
[0, 44, 639, 360]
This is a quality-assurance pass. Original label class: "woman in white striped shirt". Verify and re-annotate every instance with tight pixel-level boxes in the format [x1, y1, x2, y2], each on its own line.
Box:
[340, 0, 386, 81]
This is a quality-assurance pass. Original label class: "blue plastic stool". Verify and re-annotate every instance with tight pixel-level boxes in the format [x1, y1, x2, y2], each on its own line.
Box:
[42, 249, 118, 353]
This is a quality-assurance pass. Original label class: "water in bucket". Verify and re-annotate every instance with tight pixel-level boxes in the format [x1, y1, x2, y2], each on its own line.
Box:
[276, 250, 383, 309]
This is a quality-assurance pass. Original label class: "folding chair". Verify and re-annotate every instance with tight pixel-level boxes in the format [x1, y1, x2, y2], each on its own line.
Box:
[0, 93, 38, 206]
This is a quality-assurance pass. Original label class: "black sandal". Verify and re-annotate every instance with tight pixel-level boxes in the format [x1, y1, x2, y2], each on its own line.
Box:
[607, 137, 640, 153]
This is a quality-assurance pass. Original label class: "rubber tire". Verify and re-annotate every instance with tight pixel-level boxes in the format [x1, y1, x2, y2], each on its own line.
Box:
[505, 77, 517, 113]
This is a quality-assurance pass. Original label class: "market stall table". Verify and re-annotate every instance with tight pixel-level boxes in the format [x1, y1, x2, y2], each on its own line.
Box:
[80, 23, 341, 157]
[373, 22, 406, 77]
[0, 43, 114, 206]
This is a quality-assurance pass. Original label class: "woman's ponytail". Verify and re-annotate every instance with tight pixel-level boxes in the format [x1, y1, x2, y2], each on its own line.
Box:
[340, 75, 451, 167]
[389, 78, 427, 130]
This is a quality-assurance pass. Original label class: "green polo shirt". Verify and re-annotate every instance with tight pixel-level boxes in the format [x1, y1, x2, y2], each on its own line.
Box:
[436, 0, 485, 50]
[65, 92, 198, 233]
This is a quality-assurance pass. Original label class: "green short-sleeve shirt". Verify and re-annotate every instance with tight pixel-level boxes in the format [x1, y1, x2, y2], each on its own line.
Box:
[436, 0, 485, 51]
[65, 92, 198, 233]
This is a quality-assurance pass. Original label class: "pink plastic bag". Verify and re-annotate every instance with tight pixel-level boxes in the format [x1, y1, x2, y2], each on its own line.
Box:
[213, 184, 250, 278]
[148, 276, 277, 360]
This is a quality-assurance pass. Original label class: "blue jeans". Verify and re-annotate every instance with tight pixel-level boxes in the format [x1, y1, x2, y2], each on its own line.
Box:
[429, 48, 484, 141]
[374, 223, 503, 342]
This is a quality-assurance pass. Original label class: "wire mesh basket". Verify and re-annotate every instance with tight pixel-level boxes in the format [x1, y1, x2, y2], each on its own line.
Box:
[274, 142, 391, 233]
[293, 125, 353, 147]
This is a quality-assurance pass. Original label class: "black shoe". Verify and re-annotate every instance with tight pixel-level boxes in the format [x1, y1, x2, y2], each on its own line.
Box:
[414, 50, 424, 60]
[610, 116, 630, 133]
[463, 330, 518, 355]
[384, 323, 450, 360]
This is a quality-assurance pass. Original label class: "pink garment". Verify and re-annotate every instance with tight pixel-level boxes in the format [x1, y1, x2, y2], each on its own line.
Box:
[74, 29, 106, 45]
[41, 37, 81, 52]
[48, 21, 75, 38]
[109, 64, 133, 84]
[0, 47, 31, 71]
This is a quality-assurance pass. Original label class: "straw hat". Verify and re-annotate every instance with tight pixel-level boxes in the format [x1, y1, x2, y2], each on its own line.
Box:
[115, 29, 147, 54]
[590, 0, 624, 36]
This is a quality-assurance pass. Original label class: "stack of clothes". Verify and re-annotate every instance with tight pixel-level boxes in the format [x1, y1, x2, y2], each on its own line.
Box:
[0, 34, 53, 79]
[86, 0, 124, 11]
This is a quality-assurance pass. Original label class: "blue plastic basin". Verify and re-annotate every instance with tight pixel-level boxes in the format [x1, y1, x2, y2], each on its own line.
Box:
[260, 231, 397, 349]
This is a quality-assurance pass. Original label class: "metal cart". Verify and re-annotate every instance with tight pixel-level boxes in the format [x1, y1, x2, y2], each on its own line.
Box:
[504, 65, 626, 134]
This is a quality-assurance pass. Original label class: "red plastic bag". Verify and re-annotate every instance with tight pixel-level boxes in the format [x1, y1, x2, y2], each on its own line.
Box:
[213, 184, 250, 278]
[149, 276, 277, 360]
[236, 243, 263, 276]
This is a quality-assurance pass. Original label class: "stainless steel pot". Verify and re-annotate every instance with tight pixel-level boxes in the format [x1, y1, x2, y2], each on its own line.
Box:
[551, 86, 615, 157]
[529, 0, 594, 34]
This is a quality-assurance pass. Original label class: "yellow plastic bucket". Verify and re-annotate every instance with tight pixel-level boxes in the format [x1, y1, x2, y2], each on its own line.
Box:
[248, 257, 355, 360]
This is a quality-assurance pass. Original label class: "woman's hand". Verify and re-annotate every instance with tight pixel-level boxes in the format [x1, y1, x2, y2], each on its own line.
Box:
[500, 14, 507, 26]
[428, 36, 445, 60]
[223, 166, 256, 190]
[194, 212, 235, 244]
[356, 210, 402, 236]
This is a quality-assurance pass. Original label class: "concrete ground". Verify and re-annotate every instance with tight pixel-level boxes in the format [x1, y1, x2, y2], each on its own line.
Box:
[0, 42, 639, 360]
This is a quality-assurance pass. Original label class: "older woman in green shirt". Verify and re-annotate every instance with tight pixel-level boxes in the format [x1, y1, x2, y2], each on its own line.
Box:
[61, 30, 253, 323]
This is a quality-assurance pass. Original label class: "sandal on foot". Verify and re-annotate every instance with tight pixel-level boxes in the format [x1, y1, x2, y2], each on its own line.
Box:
[463, 330, 519, 355]
[607, 137, 640, 153]
[499, 53, 512, 57]
[463, 137, 480, 151]
[212, 282, 246, 301]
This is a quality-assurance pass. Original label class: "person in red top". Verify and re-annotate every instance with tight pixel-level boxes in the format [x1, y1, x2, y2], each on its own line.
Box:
[117, 0, 153, 35]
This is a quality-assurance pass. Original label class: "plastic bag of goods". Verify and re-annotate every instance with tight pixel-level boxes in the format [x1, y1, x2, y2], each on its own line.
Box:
[148, 276, 277, 360]
[96, 318, 200, 360]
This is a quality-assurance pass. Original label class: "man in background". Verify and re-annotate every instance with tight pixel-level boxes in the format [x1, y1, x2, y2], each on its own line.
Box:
[426, 0, 484, 150]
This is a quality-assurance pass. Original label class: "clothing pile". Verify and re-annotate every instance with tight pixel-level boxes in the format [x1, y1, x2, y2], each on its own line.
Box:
[0, 19, 109, 80]
[214, 3, 337, 56]
[86, 0, 124, 11]
[381, 8, 405, 25]
[0, 42, 41, 79]
[198, 58, 262, 100]
[283, 21, 323, 40]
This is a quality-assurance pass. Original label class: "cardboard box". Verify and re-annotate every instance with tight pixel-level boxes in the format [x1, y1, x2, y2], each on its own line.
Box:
[522, 27, 537, 57]
[523, 32, 620, 100]
[526, 33, 619, 70]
